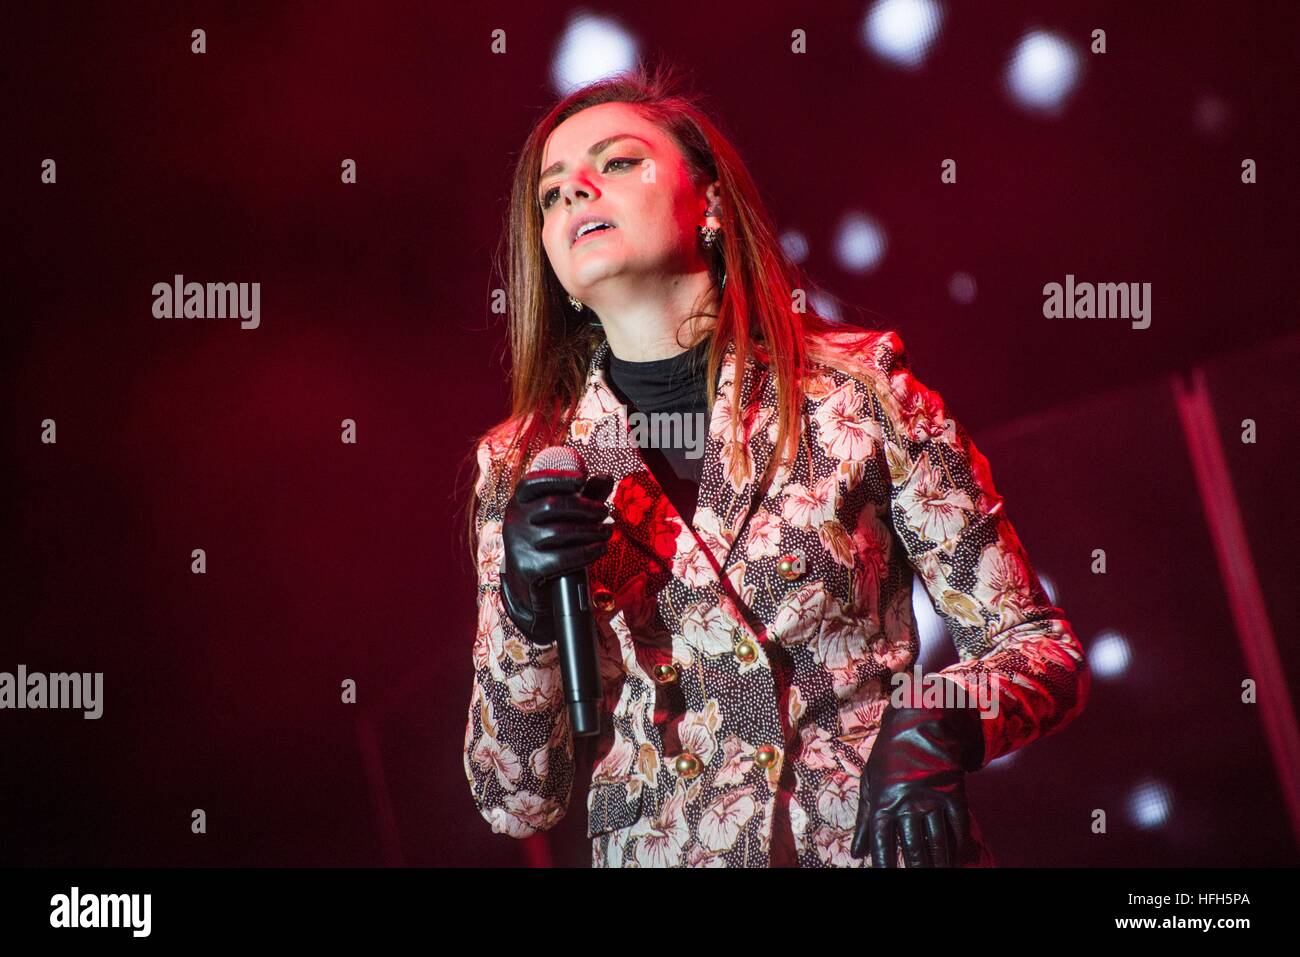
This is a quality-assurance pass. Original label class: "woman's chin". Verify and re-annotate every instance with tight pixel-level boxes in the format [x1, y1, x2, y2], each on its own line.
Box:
[572, 263, 627, 288]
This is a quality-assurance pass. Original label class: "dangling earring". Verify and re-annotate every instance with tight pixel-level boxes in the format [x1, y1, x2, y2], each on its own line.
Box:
[700, 196, 725, 291]
[567, 294, 584, 312]
[697, 200, 723, 248]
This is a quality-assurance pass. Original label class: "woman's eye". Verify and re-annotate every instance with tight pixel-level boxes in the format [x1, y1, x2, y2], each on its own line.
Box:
[540, 158, 641, 210]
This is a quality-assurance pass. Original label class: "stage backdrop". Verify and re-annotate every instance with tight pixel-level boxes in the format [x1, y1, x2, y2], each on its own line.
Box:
[4, 0, 1297, 866]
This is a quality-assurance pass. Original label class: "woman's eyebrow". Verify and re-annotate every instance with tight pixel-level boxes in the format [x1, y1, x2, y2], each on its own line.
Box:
[539, 133, 652, 186]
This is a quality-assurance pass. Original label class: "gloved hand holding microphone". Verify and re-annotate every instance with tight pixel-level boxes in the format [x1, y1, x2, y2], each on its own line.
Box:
[499, 445, 615, 736]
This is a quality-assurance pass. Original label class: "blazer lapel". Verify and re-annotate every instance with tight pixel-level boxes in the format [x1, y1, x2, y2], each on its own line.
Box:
[563, 336, 777, 586]
[692, 339, 777, 578]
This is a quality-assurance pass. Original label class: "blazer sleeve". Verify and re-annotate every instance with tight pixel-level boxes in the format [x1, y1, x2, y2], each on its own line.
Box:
[861, 331, 1090, 768]
[462, 429, 575, 836]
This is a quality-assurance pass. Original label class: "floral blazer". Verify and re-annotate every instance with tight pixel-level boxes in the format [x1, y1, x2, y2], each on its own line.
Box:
[463, 326, 1090, 867]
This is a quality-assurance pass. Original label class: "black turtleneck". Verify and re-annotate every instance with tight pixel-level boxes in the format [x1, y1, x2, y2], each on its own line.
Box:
[606, 339, 713, 526]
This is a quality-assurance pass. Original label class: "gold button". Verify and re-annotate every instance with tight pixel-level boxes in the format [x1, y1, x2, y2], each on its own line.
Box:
[754, 745, 779, 769]
[776, 553, 806, 581]
[734, 639, 757, 663]
[674, 752, 703, 779]
[592, 587, 615, 611]
[653, 664, 678, 684]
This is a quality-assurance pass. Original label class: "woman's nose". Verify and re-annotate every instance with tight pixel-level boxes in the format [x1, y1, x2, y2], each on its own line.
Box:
[561, 177, 597, 205]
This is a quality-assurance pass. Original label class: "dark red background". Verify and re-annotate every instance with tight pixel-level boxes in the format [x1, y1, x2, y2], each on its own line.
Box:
[4, 1, 1297, 866]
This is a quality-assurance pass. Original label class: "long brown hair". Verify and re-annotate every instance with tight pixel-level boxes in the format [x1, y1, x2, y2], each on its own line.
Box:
[462, 60, 849, 563]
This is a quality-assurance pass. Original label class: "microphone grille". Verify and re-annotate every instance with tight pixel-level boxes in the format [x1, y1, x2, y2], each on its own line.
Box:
[529, 445, 586, 477]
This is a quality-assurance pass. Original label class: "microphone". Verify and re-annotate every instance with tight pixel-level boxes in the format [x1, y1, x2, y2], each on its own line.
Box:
[527, 446, 604, 738]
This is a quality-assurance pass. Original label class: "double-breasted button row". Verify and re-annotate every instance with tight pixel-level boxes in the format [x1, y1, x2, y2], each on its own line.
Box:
[672, 746, 778, 780]
[653, 634, 762, 679]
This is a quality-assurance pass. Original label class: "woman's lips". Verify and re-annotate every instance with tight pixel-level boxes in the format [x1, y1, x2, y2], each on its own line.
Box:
[573, 225, 616, 247]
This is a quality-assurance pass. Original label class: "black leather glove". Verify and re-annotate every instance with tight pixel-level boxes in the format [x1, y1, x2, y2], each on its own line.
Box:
[850, 703, 986, 868]
[500, 471, 615, 645]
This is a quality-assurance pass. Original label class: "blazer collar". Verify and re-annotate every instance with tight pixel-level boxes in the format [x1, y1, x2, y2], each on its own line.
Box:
[565, 335, 777, 584]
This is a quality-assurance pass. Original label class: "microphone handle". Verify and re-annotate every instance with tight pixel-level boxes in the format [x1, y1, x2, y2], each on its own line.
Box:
[550, 568, 603, 737]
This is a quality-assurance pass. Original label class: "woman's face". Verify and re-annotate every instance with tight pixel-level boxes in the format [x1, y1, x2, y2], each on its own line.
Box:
[537, 101, 715, 302]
